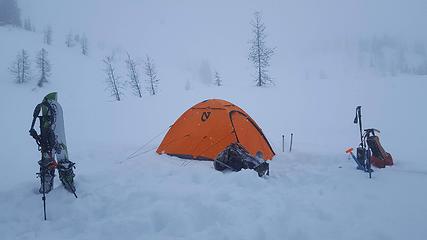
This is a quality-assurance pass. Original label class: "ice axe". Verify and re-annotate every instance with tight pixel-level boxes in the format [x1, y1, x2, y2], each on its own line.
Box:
[345, 147, 364, 170]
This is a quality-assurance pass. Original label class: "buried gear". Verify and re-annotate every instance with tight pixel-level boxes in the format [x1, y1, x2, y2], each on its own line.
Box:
[214, 143, 269, 177]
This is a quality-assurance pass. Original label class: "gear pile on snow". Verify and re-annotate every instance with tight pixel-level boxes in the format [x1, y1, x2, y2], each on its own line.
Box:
[346, 106, 394, 179]
[214, 143, 269, 177]
[30, 92, 76, 194]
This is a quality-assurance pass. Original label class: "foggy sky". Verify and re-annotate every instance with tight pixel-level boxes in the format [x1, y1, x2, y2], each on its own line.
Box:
[17, 0, 427, 85]
[20, 0, 427, 43]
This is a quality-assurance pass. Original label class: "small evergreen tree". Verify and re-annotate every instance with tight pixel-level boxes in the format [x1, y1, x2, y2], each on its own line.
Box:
[125, 53, 143, 98]
[248, 11, 274, 86]
[213, 71, 222, 86]
[144, 55, 159, 95]
[103, 55, 123, 101]
[36, 48, 51, 87]
[9, 49, 31, 84]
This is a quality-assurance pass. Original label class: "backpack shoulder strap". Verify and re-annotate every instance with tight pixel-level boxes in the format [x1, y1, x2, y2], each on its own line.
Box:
[30, 103, 43, 131]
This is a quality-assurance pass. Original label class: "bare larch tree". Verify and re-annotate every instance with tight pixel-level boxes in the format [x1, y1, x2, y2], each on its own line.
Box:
[80, 34, 88, 55]
[36, 48, 51, 87]
[144, 55, 159, 95]
[65, 32, 74, 47]
[9, 49, 31, 84]
[103, 55, 123, 101]
[23, 18, 34, 31]
[214, 70, 222, 86]
[248, 11, 274, 86]
[125, 53, 143, 98]
[74, 34, 80, 43]
[43, 25, 53, 45]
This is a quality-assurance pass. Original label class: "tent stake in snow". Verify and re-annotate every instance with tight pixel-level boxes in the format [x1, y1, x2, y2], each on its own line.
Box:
[282, 135, 285, 152]
[289, 133, 293, 152]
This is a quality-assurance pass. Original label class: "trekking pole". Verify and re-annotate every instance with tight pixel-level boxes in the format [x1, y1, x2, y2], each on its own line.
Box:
[354, 106, 364, 148]
[38, 171, 47, 221]
[367, 149, 372, 179]
[42, 175, 47, 220]
[282, 135, 285, 152]
[289, 133, 293, 152]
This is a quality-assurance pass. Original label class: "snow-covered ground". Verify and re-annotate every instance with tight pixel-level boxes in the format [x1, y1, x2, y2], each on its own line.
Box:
[1, 0, 427, 239]
[3, 150, 427, 240]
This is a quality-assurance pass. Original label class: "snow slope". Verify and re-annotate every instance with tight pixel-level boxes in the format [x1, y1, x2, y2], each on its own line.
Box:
[1, 0, 427, 238]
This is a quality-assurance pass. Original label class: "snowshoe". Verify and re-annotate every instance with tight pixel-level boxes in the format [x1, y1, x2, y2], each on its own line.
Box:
[38, 168, 55, 194]
[58, 161, 76, 193]
[37, 159, 56, 194]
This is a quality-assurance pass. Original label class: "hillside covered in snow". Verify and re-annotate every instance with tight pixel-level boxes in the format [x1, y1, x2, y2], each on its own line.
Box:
[1, 0, 427, 239]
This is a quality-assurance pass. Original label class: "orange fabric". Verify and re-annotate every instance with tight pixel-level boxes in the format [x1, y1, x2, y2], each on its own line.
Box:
[157, 99, 275, 160]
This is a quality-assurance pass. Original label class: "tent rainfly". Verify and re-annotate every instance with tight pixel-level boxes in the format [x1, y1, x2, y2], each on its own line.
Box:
[157, 99, 275, 161]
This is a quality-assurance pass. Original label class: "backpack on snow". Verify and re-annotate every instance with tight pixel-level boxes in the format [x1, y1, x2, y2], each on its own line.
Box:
[365, 130, 394, 168]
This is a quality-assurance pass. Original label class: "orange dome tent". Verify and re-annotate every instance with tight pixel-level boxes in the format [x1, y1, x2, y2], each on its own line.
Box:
[157, 99, 275, 161]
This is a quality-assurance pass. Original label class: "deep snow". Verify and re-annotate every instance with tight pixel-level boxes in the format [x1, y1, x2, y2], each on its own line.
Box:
[1, 0, 427, 239]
